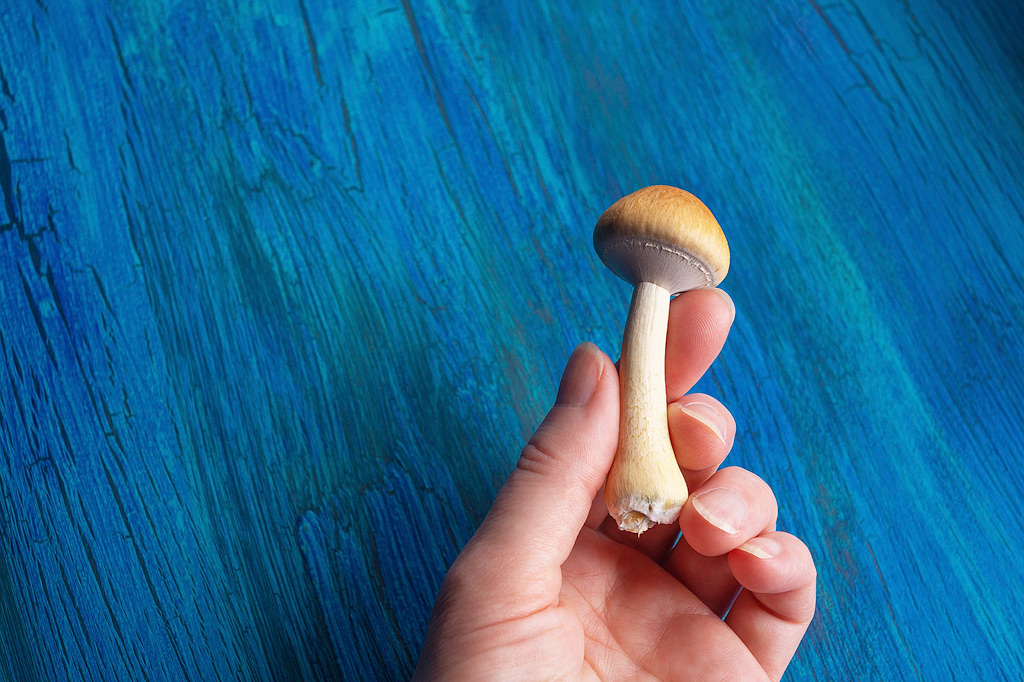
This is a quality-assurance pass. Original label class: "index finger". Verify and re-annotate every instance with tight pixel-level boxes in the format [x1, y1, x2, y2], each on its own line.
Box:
[665, 288, 735, 403]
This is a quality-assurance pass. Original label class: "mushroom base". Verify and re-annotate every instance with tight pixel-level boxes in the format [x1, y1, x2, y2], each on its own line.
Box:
[609, 493, 686, 535]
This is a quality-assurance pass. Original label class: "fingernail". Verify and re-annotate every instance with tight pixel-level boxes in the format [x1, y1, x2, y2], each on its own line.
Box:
[738, 537, 782, 559]
[555, 342, 602, 406]
[676, 400, 727, 444]
[691, 488, 747, 534]
[713, 288, 735, 321]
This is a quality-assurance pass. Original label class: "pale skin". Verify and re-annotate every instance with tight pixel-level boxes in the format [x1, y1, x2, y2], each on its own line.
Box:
[413, 289, 816, 681]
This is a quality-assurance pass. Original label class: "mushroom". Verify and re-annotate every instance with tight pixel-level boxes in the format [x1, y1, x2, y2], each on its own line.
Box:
[594, 185, 730, 535]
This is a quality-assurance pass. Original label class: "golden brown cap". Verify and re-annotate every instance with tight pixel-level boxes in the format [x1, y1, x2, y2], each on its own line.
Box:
[594, 185, 730, 292]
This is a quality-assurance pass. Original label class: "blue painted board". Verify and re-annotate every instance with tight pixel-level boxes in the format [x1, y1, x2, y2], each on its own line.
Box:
[1, 0, 1022, 680]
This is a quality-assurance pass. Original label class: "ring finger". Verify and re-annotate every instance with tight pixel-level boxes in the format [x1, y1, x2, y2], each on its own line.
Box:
[664, 466, 779, 614]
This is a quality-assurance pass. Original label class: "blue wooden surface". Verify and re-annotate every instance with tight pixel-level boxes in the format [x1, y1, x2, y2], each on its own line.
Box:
[1, 1, 1022, 680]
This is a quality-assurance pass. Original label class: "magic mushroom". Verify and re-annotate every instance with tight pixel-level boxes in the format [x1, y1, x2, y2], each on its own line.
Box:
[594, 185, 730, 535]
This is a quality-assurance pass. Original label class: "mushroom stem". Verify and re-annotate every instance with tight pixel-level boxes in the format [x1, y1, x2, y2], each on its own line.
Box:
[605, 280, 689, 535]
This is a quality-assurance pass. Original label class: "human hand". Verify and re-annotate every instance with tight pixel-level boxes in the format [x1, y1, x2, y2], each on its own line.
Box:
[413, 289, 816, 681]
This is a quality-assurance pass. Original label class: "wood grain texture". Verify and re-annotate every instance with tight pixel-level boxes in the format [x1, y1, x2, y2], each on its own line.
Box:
[1, 1, 1021, 680]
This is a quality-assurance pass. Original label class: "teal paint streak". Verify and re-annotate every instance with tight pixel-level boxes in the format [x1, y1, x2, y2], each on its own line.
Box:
[1, 0, 1022, 680]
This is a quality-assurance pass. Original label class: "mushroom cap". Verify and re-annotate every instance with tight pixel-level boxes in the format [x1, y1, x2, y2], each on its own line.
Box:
[594, 185, 730, 293]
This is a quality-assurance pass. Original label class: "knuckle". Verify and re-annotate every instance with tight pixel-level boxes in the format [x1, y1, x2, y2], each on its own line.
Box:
[516, 442, 559, 477]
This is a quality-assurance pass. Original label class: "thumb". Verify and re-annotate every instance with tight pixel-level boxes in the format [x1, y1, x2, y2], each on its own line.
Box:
[469, 342, 619, 588]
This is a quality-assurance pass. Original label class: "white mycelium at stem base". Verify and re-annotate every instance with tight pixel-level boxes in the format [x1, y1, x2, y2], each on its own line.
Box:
[604, 280, 688, 535]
